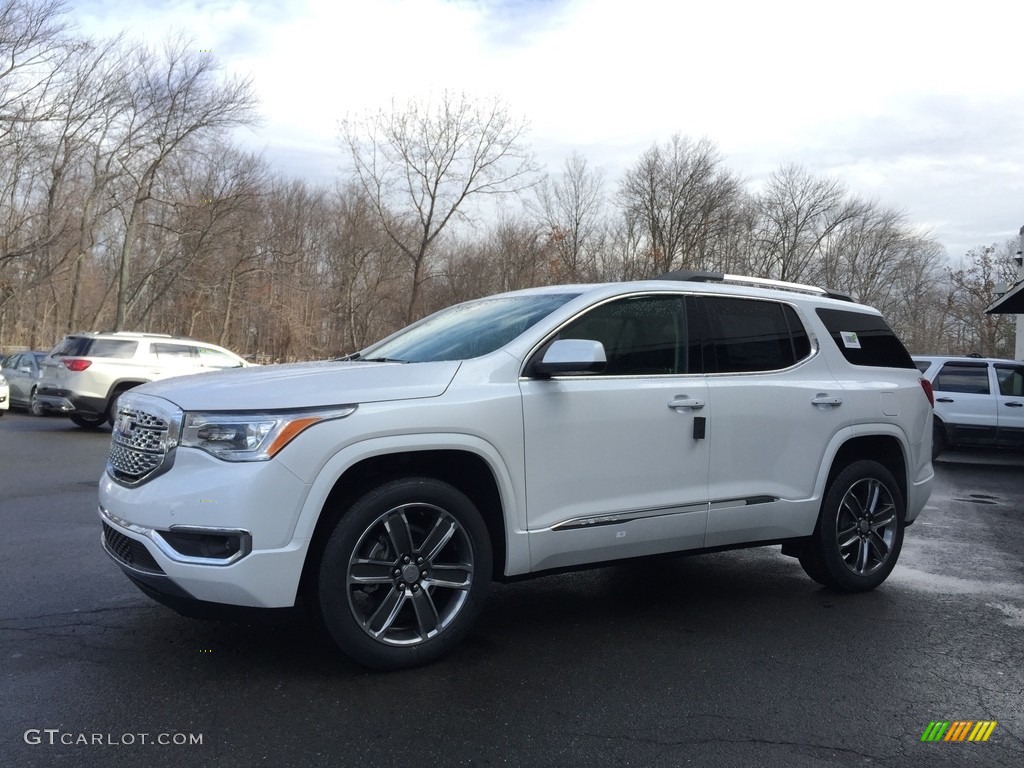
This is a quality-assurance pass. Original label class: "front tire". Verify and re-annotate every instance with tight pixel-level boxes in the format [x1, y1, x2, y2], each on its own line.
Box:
[107, 387, 131, 426]
[316, 477, 492, 670]
[807, 460, 905, 592]
[69, 412, 105, 428]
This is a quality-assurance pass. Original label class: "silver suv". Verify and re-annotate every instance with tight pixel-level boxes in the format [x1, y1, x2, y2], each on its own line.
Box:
[37, 332, 249, 428]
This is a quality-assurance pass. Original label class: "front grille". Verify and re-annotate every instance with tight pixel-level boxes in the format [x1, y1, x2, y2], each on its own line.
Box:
[102, 522, 163, 573]
[108, 405, 171, 485]
[109, 442, 163, 477]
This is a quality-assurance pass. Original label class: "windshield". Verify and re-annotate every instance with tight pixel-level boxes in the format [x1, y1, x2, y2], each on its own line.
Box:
[361, 293, 579, 363]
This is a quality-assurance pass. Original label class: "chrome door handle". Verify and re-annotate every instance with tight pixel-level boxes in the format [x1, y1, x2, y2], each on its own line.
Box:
[935, 397, 954, 403]
[668, 397, 705, 410]
[811, 395, 843, 406]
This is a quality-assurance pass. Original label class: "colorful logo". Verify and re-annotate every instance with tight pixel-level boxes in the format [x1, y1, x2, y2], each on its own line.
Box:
[920, 721, 997, 742]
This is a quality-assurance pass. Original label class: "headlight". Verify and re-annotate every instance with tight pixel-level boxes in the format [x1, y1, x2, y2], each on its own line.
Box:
[180, 406, 356, 461]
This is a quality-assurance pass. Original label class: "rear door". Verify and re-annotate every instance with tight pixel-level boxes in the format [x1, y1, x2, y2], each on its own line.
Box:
[931, 361, 997, 446]
[7, 353, 32, 402]
[994, 362, 1024, 448]
[698, 296, 845, 547]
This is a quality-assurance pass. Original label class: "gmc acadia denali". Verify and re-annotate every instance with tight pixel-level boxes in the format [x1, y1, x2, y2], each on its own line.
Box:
[98, 273, 934, 669]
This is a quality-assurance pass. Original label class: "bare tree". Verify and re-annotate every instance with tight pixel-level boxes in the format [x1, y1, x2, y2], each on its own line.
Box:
[0, 0, 68, 128]
[945, 243, 1017, 356]
[749, 164, 867, 283]
[529, 152, 605, 281]
[341, 91, 537, 322]
[108, 36, 258, 329]
[617, 135, 742, 276]
[322, 183, 405, 352]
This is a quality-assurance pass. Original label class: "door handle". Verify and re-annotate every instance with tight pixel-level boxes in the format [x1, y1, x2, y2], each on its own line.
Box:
[1005, 401, 1024, 408]
[811, 395, 842, 407]
[935, 397, 954, 403]
[668, 397, 705, 410]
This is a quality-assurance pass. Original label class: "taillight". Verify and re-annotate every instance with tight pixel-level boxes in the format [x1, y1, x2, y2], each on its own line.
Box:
[919, 378, 934, 407]
[62, 358, 92, 372]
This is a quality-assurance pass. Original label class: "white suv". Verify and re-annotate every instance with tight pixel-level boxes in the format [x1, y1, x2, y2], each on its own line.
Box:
[914, 355, 1024, 457]
[98, 274, 934, 669]
[37, 332, 249, 428]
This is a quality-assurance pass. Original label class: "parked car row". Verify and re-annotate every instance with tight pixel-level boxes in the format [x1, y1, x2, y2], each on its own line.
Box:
[1, 333, 250, 427]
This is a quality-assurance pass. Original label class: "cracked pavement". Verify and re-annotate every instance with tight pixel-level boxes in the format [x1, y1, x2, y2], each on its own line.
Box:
[1, 413, 1022, 767]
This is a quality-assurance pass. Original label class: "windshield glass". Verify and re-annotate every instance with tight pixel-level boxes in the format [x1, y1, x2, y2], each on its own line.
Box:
[362, 293, 579, 362]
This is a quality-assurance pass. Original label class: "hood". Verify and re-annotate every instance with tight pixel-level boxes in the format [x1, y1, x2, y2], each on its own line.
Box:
[135, 360, 462, 411]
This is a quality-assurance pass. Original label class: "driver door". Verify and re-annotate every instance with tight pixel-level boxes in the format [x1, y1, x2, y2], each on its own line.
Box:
[519, 293, 710, 572]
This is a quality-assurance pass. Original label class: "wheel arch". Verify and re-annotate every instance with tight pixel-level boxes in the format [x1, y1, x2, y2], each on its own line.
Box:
[298, 447, 512, 601]
[104, 378, 147, 403]
[823, 434, 908, 514]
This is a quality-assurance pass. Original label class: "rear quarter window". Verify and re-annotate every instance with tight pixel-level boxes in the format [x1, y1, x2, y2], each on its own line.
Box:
[84, 339, 138, 358]
[815, 308, 915, 369]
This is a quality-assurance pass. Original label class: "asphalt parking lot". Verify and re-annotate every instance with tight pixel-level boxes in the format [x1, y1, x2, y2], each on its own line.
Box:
[1, 411, 1022, 767]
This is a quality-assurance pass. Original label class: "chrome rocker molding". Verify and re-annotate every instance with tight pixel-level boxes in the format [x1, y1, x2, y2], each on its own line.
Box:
[550, 496, 778, 531]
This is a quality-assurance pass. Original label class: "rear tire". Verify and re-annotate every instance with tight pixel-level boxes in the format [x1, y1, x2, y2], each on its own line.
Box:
[30, 388, 44, 416]
[806, 460, 905, 592]
[315, 477, 492, 670]
[931, 421, 947, 460]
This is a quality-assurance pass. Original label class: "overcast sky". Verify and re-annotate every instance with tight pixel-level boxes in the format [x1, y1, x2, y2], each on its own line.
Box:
[66, 0, 1024, 261]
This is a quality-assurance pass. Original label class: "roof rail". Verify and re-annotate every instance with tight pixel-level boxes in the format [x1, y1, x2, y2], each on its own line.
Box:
[654, 270, 853, 302]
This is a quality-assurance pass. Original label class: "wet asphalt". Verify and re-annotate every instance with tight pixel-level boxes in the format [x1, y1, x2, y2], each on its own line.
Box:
[1, 411, 1022, 767]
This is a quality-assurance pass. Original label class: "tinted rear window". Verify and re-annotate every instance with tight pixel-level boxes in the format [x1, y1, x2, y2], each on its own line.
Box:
[85, 339, 138, 358]
[816, 309, 915, 369]
[50, 336, 92, 356]
[51, 337, 138, 358]
[703, 297, 811, 373]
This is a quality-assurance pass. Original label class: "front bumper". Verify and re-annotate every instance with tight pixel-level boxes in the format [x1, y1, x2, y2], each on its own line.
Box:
[98, 448, 314, 608]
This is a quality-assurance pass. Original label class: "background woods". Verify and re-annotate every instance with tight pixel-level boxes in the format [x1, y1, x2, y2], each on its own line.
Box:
[1, 0, 1017, 360]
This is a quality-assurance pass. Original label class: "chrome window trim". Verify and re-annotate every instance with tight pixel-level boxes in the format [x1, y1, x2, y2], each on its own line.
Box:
[519, 290, 821, 379]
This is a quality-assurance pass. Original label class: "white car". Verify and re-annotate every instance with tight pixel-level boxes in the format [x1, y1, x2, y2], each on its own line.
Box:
[0, 372, 9, 416]
[35, 332, 250, 428]
[914, 355, 1024, 456]
[99, 274, 934, 669]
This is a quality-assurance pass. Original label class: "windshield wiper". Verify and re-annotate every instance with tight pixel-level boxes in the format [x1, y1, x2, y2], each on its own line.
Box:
[360, 357, 407, 363]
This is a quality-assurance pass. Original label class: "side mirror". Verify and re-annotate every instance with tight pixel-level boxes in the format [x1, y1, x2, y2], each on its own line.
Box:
[531, 339, 607, 378]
